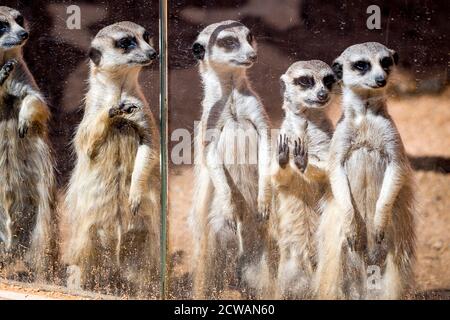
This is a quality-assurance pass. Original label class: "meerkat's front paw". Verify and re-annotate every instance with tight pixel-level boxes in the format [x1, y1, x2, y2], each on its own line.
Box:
[18, 119, 30, 138]
[277, 134, 289, 169]
[222, 203, 237, 234]
[343, 210, 359, 251]
[293, 138, 308, 173]
[257, 193, 271, 221]
[108, 102, 138, 118]
[129, 193, 142, 215]
[0, 59, 18, 85]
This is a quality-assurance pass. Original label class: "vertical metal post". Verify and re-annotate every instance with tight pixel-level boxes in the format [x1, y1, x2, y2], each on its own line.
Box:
[159, 0, 169, 300]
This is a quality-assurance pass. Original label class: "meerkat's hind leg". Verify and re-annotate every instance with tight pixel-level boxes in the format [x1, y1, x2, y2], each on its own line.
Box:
[314, 200, 347, 300]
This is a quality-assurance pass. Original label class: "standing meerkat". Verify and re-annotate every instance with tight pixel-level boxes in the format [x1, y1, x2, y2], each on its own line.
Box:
[62, 22, 160, 296]
[189, 20, 273, 299]
[271, 60, 335, 299]
[314, 42, 415, 300]
[0, 6, 56, 281]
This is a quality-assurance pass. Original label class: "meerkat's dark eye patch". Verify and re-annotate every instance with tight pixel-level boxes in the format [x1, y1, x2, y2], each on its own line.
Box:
[294, 76, 315, 89]
[216, 36, 240, 50]
[352, 60, 371, 73]
[323, 74, 336, 90]
[247, 32, 253, 44]
[116, 36, 137, 51]
[380, 56, 393, 71]
[0, 21, 10, 32]
[143, 31, 150, 43]
[15, 15, 24, 27]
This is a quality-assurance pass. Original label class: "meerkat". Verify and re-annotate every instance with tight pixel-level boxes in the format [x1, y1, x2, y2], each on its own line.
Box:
[314, 42, 416, 300]
[0, 6, 56, 281]
[271, 60, 335, 299]
[62, 22, 160, 297]
[189, 20, 274, 299]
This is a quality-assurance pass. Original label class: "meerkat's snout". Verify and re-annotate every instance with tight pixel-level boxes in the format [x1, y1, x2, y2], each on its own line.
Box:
[0, 6, 29, 50]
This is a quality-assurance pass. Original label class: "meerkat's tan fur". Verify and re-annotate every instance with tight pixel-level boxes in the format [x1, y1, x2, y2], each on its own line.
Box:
[271, 60, 335, 299]
[0, 6, 56, 280]
[314, 42, 415, 299]
[62, 22, 160, 296]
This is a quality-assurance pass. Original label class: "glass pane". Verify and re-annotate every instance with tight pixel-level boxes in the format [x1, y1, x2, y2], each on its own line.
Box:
[0, 0, 161, 299]
[167, 0, 450, 300]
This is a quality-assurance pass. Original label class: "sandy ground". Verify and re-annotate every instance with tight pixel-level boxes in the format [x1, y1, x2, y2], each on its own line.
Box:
[168, 89, 450, 300]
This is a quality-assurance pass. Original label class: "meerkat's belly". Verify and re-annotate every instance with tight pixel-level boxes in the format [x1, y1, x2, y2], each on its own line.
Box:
[0, 117, 41, 245]
[276, 192, 319, 250]
[345, 144, 388, 223]
[217, 119, 258, 210]
[71, 125, 140, 233]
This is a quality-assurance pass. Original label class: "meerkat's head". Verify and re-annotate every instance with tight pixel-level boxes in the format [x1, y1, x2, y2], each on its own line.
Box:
[192, 20, 257, 70]
[0, 6, 28, 51]
[332, 42, 398, 91]
[89, 21, 157, 72]
[280, 60, 336, 110]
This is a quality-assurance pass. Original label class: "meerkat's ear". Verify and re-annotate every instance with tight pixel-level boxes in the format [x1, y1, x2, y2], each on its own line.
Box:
[332, 59, 343, 80]
[89, 47, 102, 66]
[192, 42, 205, 60]
[279, 74, 287, 98]
[392, 50, 399, 65]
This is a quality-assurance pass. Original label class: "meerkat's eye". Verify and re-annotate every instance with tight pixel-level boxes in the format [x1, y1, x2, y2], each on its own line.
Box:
[0, 21, 10, 32]
[15, 15, 24, 27]
[143, 31, 150, 43]
[247, 32, 253, 44]
[294, 76, 315, 89]
[380, 56, 393, 70]
[217, 36, 240, 50]
[116, 36, 137, 50]
[323, 74, 336, 90]
[352, 60, 371, 73]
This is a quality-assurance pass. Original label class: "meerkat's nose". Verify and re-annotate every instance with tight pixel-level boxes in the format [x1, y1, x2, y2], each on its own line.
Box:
[147, 49, 158, 60]
[375, 76, 387, 87]
[18, 31, 29, 41]
[248, 53, 258, 62]
[317, 90, 329, 102]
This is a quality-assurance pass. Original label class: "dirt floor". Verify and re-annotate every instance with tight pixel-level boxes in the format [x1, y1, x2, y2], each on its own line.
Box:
[168, 89, 450, 300]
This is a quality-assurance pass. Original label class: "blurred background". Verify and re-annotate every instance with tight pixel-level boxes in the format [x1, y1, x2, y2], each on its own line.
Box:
[167, 0, 450, 299]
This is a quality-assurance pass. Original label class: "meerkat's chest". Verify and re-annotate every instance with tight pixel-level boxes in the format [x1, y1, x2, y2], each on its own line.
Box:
[347, 116, 390, 158]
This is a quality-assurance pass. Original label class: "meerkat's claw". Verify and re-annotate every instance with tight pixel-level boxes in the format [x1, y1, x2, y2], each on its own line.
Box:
[225, 217, 237, 234]
[119, 102, 138, 114]
[3, 59, 18, 73]
[277, 134, 289, 168]
[18, 120, 29, 138]
[108, 106, 122, 118]
[257, 204, 270, 222]
[0, 59, 18, 86]
[293, 138, 308, 172]
[375, 229, 385, 244]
